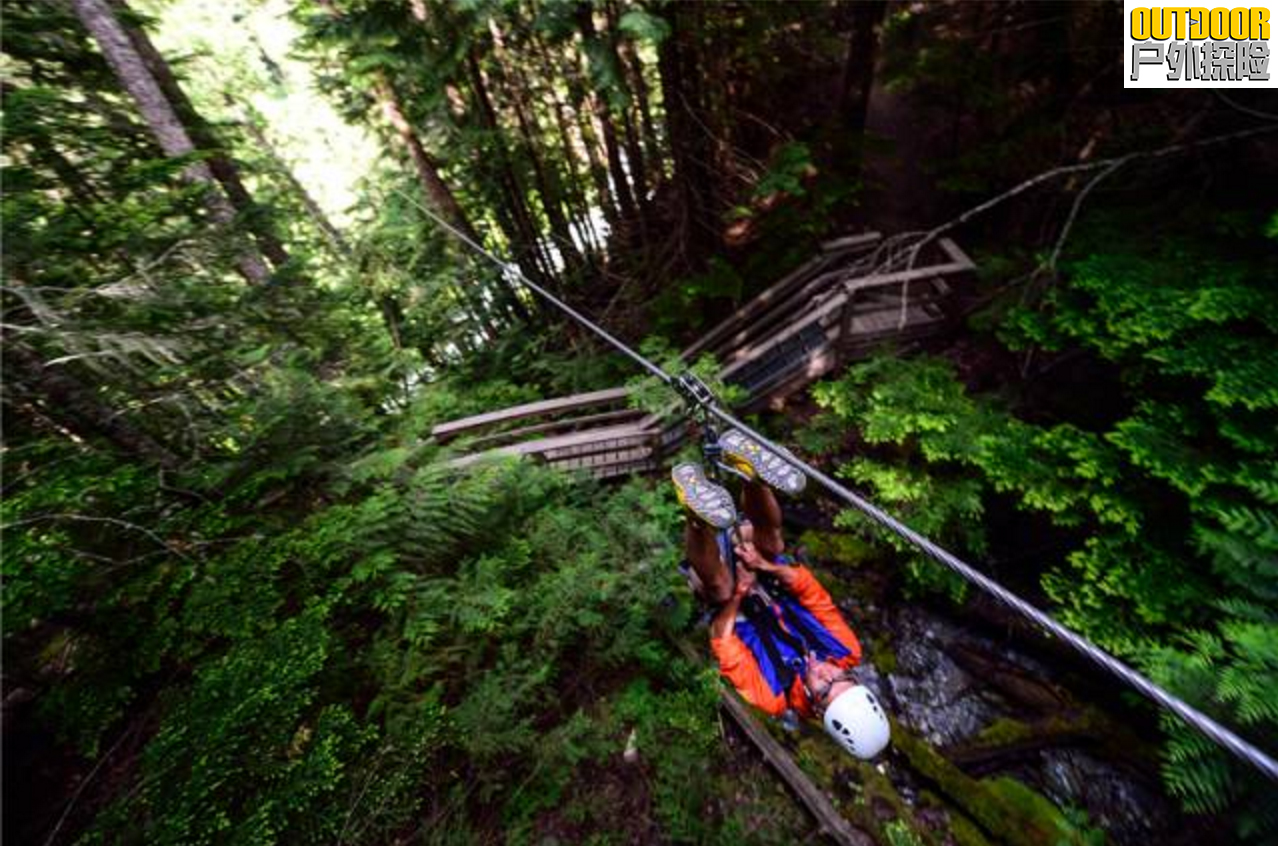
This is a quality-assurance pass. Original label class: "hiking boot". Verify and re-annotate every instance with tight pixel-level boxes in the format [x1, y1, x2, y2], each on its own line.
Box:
[719, 428, 807, 495]
[672, 463, 737, 529]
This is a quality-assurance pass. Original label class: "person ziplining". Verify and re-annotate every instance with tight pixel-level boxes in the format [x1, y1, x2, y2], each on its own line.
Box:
[673, 428, 891, 760]
[407, 188, 1278, 782]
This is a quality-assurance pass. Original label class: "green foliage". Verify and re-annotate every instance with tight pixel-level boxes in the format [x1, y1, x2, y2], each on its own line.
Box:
[403, 376, 542, 436]
[611, 677, 723, 840]
[752, 142, 816, 200]
[6, 398, 726, 843]
[649, 256, 746, 336]
[14, 0, 1275, 841]
[624, 336, 746, 420]
[884, 819, 927, 846]
[1145, 615, 1278, 836]
[807, 205, 1278, 836]
[832, 459, 983, 601]
[616, 8, 671, 44]
[106, 607, 372, 845]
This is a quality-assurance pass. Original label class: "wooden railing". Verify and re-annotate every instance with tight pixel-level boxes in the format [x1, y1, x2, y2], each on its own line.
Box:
[433, 233, 974, 478]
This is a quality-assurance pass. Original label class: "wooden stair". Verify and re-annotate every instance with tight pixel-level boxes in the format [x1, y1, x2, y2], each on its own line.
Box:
[433, 233, 975, 478]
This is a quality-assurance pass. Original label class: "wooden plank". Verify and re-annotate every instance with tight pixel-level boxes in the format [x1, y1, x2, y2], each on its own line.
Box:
[432, 387, 631, 442]
[720, 269, 952, 369]
[681, 234, 880, 359]
[550, 445, 656, 477]
[545, 443, 649, 464]
[699, 266, 859, 362]
[545, 439, 654, 464]
[594, 463, 655, 480]
[688, 259, 875, 363]
[436, 238, 970, 481]
[544, 437, 654, 461]
[720, 300, 841, 381]
[485, 423, 650, 457]
[545, 429, 652, 455]
[819, 231, 884, 254]
[721, 268, 963, 377]
[737, 303, 945, 408]
[736, 342, 840, 406]
[465, 408, 646, 450]
[719, 690, 875, 846]
[857, 308, 915, 334]
[442, 434, 659, 480]
[937, 237, 976, 271]
[693, 236, 962, 363]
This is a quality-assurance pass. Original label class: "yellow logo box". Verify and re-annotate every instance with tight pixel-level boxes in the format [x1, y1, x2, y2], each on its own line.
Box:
[1131, 6, 1271, 40]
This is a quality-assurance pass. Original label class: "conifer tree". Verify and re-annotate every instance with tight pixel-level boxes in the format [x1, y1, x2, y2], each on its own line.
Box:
[68, 0, 273, 285]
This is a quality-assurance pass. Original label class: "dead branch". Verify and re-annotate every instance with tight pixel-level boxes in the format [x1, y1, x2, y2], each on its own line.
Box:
[1, 513, 195, 562]
[886, 123, 1278, 329]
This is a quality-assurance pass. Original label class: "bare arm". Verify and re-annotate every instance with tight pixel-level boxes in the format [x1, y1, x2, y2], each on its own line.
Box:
[733, 539, 802, 590]
[709, 567, 755, 640]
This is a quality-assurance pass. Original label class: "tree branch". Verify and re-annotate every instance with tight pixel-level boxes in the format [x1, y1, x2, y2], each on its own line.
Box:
[883, 123, 1278, 328]
[2, 513, 194, 561]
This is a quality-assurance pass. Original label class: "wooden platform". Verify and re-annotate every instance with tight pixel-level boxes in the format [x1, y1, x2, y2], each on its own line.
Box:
[432, 233, 974, 478]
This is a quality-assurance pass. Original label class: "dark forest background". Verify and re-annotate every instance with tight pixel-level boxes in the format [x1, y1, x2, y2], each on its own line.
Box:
[3, 1, 1277, 843]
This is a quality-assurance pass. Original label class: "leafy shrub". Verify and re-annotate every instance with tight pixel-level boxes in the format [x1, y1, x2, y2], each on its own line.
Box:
[804, 208, 1278, 836]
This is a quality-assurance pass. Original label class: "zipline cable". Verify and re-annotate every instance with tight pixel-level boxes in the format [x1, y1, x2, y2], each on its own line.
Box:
[395, 190, 671, 385]
[709, 407, 1278, 783]
[404, 191, 1278, 783]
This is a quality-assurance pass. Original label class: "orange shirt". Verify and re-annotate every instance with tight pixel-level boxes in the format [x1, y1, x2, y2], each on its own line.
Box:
[710, 566, 862, 717]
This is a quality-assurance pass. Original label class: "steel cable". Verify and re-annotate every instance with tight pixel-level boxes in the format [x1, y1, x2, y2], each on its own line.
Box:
[707, 407, 1278, 782]
[406, 191, 1278, 782]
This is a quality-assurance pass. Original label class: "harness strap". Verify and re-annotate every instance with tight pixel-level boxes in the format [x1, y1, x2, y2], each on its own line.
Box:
[742, 595, 801, 693]
[763, 575, 848, 661]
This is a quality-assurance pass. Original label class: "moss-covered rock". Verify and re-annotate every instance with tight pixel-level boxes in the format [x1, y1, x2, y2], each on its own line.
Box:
[892, 722, 1095, 846]
[871, 638, 898, 675]
[970, 716, 1037, 748]
[789, 726, 960, 846]
[918, 790, 994, 846]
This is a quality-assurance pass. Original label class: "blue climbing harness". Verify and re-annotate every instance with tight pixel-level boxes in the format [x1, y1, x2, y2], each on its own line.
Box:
[718, 528, 852, 697]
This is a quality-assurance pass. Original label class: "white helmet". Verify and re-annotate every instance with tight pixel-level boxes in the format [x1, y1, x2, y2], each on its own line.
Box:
[822, 685, 891, 759]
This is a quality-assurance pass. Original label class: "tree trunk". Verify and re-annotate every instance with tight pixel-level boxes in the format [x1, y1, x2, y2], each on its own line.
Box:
[621, 39, 663, 182]
[525, 33, 601, 254]
[594, 92, 637, 224]
[604, 1, 649, 215]
[311, 0, 524, 321]
[377, 75, 529, 323]
[68, 0, 272, 286]
[837, 1, 887, 141]
[487, 21, 584, 272]
[117, 4, 291, 270]
[4, 345, 179, 469]
[545, 76, 601, 254]
[576, 4, 638, 225]
[376, 295, 405, 350]
[657, 2, 715, 267]
[464, 50, 555, 285]
[513, 101, 583, 271]
[572, 76, 621, 231]
[239, 113, 350, 260]
[374, 79, 477, 246]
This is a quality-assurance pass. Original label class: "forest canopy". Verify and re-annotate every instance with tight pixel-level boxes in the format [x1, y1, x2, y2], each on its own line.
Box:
[3, 1, 1277, 844]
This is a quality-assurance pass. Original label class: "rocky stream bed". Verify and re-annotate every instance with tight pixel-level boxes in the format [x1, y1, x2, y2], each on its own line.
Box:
[746, 529, 1235, 846]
